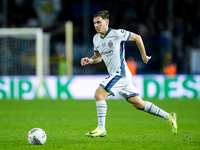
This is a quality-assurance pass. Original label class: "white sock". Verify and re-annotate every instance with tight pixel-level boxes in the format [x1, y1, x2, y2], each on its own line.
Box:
[144, 101, 169, 120]
[96, 100, 107, 130]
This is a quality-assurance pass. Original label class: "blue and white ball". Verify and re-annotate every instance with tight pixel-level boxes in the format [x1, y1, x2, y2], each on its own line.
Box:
[27, 128, 47, 145]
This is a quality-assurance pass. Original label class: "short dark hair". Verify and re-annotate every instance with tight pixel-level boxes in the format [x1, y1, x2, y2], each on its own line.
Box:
[94, 10, 110, 20]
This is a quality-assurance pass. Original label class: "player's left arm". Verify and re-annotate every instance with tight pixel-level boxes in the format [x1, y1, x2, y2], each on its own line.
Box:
[129, 32, 151, 64]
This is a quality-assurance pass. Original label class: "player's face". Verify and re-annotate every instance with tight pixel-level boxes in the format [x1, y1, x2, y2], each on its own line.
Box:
[93, 17, 109, 36]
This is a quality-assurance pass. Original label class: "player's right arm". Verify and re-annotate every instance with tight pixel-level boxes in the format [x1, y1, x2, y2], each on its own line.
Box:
[81, 52, 102, 66]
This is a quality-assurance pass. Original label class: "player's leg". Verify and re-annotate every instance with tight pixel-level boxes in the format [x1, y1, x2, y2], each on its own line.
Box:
[94, 85, 111, 102]
[85, 86, 110, 137]
[94, 85, 110, 130]
[85, 75, 127, 137]
[128, 96, 177, 135]
[128, 96, 169, 120]
[119, 81, 177, 135]
[128, 96, 170, 124]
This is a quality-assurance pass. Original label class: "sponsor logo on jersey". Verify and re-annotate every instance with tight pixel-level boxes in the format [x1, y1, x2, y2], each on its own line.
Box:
[100, 50, 113, 55]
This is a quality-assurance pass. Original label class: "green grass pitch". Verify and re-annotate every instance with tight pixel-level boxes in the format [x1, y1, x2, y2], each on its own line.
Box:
[0, 98, 200, 150]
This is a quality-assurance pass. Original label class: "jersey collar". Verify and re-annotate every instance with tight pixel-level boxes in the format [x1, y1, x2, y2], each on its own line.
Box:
[100, 28, 112, 39]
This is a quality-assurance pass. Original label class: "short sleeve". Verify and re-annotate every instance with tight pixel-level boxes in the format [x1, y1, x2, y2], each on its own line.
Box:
[116, 29, 131, 42]
[93, 46, 98, 52]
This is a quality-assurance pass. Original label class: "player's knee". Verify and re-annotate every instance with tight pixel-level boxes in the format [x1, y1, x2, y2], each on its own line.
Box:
[94, 92, 103, 101]
[94, 86, 109, 101]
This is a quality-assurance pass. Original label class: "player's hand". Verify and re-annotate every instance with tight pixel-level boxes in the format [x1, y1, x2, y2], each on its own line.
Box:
[81, 57, 90, 66]
[142, 55, 151, 64]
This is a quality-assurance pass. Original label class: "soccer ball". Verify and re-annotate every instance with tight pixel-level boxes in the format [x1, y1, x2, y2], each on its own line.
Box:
[27, 128, 47, 145]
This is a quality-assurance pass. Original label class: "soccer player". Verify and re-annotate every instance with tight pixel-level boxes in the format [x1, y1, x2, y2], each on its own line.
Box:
[81, 10, 177, 137]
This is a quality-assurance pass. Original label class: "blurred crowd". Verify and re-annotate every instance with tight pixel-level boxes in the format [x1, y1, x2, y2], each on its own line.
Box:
[0, 0, 200, 75]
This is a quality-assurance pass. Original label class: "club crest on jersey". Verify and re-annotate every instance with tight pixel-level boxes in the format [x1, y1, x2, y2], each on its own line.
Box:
[102, 42, 106, 48]
[108, 40, 113, 47]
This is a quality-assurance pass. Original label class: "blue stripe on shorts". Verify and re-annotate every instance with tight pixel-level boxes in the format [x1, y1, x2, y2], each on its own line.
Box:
[100, 75, 121, 96]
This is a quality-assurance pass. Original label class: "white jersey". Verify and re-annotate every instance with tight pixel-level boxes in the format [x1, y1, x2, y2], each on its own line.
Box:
[93, 28, 132, 77]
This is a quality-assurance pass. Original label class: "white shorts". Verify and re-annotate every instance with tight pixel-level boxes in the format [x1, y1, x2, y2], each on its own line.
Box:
[100, 75, 139, 101]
